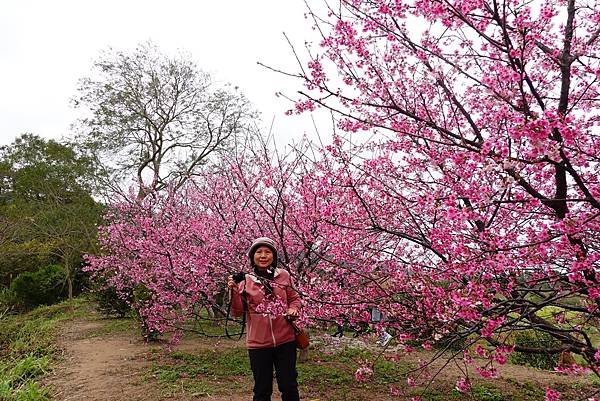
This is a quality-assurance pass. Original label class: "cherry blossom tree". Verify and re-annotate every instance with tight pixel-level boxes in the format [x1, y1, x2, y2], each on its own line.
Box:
[84, 138, 311, 337]
[285, 0, 600, 382]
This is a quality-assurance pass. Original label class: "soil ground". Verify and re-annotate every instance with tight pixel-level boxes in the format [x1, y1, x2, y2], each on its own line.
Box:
[46, 315, 250, 401]
[45, 314, 600, 401]
[47, 319, 161, 401]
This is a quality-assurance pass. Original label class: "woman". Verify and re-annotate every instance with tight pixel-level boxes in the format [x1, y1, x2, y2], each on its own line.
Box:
[228, 237, 302, 401]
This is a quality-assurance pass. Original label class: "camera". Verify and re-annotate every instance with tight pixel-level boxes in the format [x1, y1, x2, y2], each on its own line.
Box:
[232, 272, 246, 284]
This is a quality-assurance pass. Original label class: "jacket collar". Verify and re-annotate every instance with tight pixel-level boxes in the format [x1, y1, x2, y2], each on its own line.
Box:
[248, 268, 280, 283]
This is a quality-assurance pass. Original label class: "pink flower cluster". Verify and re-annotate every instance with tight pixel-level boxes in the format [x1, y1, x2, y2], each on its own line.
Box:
[455, 377, 471, 393]
[545, 388, 561, 401]
[354, 366, 373, 382]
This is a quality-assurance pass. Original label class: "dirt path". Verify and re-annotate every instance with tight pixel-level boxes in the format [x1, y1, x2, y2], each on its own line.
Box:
[46, 319, 159, 401]
[46, 317, 251, 401]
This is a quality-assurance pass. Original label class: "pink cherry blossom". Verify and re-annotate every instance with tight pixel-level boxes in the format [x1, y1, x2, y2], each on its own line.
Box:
[545, 388, 561, 401]
[455, 377, 471, 393]
[354, 366, 374, 382]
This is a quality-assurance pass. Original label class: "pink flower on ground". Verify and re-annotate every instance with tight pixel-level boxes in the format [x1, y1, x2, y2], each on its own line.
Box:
[545, 388, 561, 401]
[455, 377, 471, 393]
[354, 366, 373, 382]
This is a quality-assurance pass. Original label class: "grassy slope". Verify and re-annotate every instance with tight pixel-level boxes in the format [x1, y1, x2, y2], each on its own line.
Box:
[0, 298, 90, 401]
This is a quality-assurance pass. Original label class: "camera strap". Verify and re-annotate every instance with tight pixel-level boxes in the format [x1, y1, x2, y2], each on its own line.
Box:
[224, 279, 247, 340]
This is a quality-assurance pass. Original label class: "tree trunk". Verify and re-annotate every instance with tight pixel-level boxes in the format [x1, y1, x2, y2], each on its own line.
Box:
[65, 258, 73, 300]
[68, 276, 73, 300]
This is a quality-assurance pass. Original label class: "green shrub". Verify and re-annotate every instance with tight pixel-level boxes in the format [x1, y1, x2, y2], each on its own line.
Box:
[93, 284, 132, 318]
[10, 265, 66, 308]
[133, 284, 160, 341]
[509, 330, 560, 370]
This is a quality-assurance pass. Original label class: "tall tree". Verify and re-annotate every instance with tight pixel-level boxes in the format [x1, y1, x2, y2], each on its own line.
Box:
[73, 42, 257, 198]
[0, 134, 102, 297]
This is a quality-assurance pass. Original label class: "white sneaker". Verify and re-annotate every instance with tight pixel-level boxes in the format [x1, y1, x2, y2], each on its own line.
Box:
[379, 332, 392, 347]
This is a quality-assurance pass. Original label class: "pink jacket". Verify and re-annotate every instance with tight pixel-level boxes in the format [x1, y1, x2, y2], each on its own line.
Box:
[231, 268, 302, 349]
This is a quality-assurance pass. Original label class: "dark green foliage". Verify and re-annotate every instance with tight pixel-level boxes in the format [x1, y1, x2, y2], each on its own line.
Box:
[509, 330, 560, 370]
[93, 284, 132, 318]
[10, 265, 66, 308]
[0, 134, 103, 297]
[131, 284, 160, 341]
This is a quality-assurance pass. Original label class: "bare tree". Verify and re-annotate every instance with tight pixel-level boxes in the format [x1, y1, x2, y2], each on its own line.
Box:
[73, 41, 257, 199]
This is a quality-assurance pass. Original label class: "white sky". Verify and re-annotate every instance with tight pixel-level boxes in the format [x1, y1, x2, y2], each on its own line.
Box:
[0, 0, 325, 147]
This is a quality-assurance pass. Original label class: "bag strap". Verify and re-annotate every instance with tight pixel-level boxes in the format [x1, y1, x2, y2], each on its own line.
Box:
[225, 278, 247, 340]
[282, 273, 302, 334]
[287, 318, 302, 334]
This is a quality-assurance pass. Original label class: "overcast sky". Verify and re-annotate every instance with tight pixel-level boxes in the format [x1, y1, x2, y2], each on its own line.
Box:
[0, 0, 324, 147]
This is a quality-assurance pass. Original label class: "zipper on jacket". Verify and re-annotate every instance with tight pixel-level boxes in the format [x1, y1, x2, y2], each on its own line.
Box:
[269, 317, 276, 346]
[247, 315, 252, 340]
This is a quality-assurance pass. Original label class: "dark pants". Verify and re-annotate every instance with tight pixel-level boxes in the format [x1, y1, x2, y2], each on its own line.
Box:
[248, 341, 300, 401]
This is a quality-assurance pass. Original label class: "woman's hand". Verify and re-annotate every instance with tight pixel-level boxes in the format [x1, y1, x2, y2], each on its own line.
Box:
[286, 307, 299, 320]
[227, 275, 236, 289]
